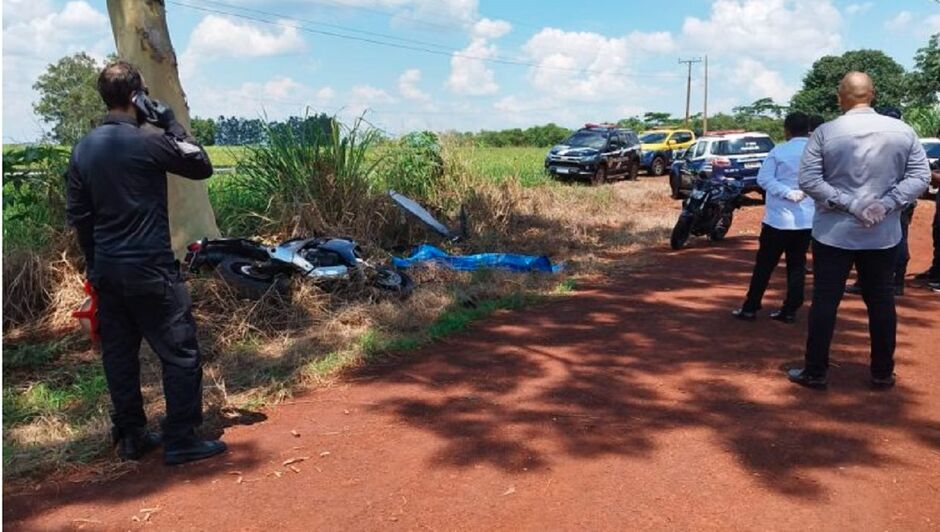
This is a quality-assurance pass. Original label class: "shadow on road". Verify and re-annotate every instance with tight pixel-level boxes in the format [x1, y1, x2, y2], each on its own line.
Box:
[353, 217, 940, 500]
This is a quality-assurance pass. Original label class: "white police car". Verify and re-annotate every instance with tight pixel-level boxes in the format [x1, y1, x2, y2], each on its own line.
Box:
[669, 130, 775, 199]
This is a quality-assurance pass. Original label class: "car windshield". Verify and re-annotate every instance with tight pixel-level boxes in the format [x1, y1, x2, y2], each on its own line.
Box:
[713, 137, 774, 155]
[924, 142, 940, 158]
[640, 132, 669, 143]
[564, 130, 608, 149]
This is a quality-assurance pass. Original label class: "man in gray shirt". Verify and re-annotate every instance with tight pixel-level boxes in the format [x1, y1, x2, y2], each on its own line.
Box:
[790, 72, 930, 389]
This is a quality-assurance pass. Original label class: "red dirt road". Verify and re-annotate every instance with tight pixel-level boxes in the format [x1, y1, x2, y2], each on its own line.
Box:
[5, 196, 940, 531]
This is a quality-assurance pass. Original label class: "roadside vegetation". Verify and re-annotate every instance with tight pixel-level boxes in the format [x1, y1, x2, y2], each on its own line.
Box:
[2, 116, 675, 481]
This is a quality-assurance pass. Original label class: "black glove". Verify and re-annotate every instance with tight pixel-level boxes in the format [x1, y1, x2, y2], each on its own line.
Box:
[132, 91, 176, 129]
[152, 99, 176, 130]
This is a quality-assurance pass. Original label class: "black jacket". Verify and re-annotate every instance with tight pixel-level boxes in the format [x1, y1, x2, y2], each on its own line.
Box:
[66, 113, 213, 268]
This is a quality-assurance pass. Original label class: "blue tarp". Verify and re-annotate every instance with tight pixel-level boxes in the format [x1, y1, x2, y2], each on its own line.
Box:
[393, 244, 564, 273]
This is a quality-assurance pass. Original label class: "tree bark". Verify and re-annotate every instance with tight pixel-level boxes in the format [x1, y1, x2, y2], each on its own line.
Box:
[106, 0, 220, 257]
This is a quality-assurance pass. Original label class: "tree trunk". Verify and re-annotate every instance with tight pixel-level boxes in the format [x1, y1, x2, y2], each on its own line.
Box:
[106, 0, 220, 257]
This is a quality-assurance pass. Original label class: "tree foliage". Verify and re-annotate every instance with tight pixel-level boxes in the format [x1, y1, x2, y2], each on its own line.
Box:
[190, 117, 216, 146]
[790, 50, 908, 118]
[907, 34, 940, 108]
[32, 52, 106, 145]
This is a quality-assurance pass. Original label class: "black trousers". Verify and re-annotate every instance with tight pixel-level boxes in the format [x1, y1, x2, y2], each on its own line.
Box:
[893, 204, 915, 285]
[742, 224, 812, 314]
[805, 240, 899, 378]
[92, 261, 203, 445]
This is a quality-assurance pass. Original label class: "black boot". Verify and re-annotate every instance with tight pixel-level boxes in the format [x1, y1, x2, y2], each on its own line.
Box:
[164, 438, 227, 466]
[112, 427, 162, 461]
[787, 368, 827, 389]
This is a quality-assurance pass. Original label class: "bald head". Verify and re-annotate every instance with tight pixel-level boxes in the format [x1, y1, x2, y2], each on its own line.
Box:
[837, 71, 875, 112]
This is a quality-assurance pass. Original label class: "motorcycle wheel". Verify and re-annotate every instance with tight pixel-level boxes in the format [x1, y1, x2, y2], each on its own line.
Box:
[371, 267, 415, 298]
[670, 215, 693, 250]
[709, 212, 734, 241]
[217, 258, 290, 300]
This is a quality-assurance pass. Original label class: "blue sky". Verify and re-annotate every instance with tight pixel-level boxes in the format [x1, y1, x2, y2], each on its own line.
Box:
[3, 0, 939, 141]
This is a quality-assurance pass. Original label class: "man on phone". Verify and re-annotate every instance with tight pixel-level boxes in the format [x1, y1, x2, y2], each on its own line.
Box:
[792, 72, 929, 389]
[66, 61, 226, 464]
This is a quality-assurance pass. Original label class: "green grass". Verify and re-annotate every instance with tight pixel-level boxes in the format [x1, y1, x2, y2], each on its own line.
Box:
[456, 146, 550, 187]
[205, 145, 248, 167]
[2, 338, 74, 371]
[2, 364, 108, 427]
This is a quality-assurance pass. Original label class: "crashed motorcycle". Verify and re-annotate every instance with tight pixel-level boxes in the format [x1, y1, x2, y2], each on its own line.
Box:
[670, 174, 744, 250]
[184, 236, 413, 299]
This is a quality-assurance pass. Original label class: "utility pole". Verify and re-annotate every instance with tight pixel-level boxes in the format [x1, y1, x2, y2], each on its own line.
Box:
[703, 55, 709, 135]
[679, 57, 702, 126]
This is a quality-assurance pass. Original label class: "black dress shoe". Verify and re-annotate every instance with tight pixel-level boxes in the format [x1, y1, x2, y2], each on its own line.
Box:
[113, 428, 162, 461]
[845, 283, 862, 295]
[731, 308, 757, 321]
[164, 438, 227, 466]
[871, 374, 896, 389]
[787, 368, 827, 389]
[914, 269, 939, 282]
[769, 310, 796, 324]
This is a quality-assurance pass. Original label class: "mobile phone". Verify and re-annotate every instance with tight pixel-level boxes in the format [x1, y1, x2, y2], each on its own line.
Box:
[131, 90, 169, 126]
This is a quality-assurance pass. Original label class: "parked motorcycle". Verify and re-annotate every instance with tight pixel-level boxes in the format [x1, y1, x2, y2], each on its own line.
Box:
[184, 236, 414, 300]
[670, 174, 744, 250]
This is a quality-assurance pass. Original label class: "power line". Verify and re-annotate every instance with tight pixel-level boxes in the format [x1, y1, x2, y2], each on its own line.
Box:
[166, 0, 680, 80]
[191, 0, 458, 52]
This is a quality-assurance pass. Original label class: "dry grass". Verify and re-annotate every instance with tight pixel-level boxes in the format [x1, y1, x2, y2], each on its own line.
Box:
[2, 166, 676, 481]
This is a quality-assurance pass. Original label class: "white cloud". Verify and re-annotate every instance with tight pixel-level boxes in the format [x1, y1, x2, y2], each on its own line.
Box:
[472, 18, 512, 40]
[845, 2, 873, 16]
[929, 15, 940, 34]
[681, 0, 842, 64]
[447, 38, 502, 96]
[186, 76, 335, 119]
[398, 69, 431, 102]
[521, 28, 638, 101]
[729, 59, 796, 103]
[184, 15, 305, 59]
[885, 11, 913, 32]
[625, 31, 677, 54]
[3, 0, 108, 57]
[2, 0, 112, 141]
[393, 0, 479, 30]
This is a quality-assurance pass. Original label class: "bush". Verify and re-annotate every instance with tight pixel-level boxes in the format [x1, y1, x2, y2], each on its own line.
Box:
[230, 114, 382, 236]
[379, 131, 444, 201]
[2, 145, 70, 251]
[906, 106, 940, 137]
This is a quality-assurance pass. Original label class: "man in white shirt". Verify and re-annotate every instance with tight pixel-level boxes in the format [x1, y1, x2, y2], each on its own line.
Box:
[733, 113, 815, 324]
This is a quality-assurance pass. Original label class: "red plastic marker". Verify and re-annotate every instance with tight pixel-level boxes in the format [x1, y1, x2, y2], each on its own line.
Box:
[72, 280, 99, 343]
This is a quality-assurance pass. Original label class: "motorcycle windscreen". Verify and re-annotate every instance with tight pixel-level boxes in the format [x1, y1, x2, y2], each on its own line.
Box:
[388, 190, 454, 238]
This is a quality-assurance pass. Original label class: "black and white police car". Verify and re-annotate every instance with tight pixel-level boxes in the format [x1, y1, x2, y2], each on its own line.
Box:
[545, 124, 642, 185]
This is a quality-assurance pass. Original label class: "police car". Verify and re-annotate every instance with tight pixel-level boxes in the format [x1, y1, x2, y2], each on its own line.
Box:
[668, 130, 775, 199]
[923, 137, 940, 195]
[545, 124, 642, 185]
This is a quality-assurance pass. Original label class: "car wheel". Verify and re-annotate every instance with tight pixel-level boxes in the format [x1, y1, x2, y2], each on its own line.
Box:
[651, 156, 666, 176]
[628, 160, 639, 181]
[591, 165, 607, 186]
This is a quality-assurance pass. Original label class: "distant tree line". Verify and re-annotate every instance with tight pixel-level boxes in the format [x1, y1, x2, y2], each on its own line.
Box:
[446, 123, 572, 147]
[190, 114, 334, 146]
